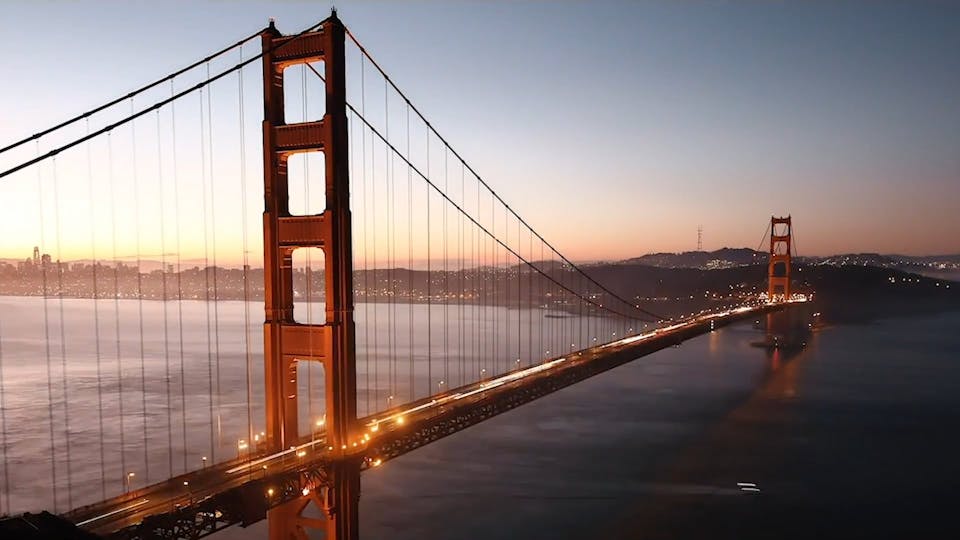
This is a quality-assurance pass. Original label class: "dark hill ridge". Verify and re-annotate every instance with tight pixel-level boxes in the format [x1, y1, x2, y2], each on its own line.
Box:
[579, 262, 959, 323]
[612, 248, 960, 281]
[618, 248, 765, 269]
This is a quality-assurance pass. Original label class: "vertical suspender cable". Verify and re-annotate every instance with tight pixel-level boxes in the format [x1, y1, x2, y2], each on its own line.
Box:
[406, 104, 414, 401]
[426, 131, 431, 395]
[459, 163, 465, 385]
[206, 64, 223, 453]
[579, 272, 584, 349]
[505, 205, 510, 368]
[386, 110, 394, 403]
[517, 216, 521, 368]
[491, 189, 496, 375]
[382, 81, 390, 401]
[389, 95, 399, 402]
[528, 227, 532, 367]
[107, 132, 127, 489]
[86, 119, 107, 499]
[239, 51, 254, 461]
[539, 242, 544, 361]
[199, 86, 216, 462]
[443, 146, 449, 389]
[477, 176, 483, 379]
[131, 100, 150, 484]
[476, 175, 481, 381]
[370, 95, 378, 412]
[38, 142, 58, 511]
[156, 110, 174, 479]
[360, 55, 371, 416]
[53, 155, 74, 510]
[384, 80, 394, 402]
[170, 81, 188, 473]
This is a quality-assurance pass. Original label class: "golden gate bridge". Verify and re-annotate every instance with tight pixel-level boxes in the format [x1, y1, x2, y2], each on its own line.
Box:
[0, 10, 802, 539]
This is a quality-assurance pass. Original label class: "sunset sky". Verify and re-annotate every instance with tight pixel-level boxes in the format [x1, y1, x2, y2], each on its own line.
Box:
[0, 1, 957, 265]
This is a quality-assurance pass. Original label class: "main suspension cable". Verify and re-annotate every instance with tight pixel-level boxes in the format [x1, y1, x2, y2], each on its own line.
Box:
[1, 16, 329, 181]
[0, 29, 263, 156]
[343, 27, 664, 323]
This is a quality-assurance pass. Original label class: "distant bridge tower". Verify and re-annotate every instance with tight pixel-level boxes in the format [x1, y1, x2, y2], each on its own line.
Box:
[767, 215, 792, 301]
[261, 10, 359, 540]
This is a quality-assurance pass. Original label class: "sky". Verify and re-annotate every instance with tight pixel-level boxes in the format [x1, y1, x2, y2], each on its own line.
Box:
[0, 0, 958, 265]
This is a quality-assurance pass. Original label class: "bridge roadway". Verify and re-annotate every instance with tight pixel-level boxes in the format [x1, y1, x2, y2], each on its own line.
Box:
[65, 301, 791, 538]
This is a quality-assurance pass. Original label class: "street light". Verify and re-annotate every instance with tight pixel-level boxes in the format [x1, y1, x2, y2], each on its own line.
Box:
[437, 380, 445, 394]
[387, 395, 394, 408]
[125, 472, 135, 493]
[201, 456, 207, 469]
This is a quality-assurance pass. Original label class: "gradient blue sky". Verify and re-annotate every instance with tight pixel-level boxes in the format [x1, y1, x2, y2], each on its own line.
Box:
[1, 0, 958, 260]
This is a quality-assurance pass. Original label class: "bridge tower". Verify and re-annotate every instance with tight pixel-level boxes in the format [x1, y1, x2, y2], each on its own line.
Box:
[261, 10, 359, 540]
[767, 215, 792, 302]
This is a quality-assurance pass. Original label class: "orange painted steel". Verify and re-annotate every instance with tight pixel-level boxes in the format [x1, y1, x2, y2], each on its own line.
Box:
[768, 215, 792, 301]
[262, 10, 359, 540]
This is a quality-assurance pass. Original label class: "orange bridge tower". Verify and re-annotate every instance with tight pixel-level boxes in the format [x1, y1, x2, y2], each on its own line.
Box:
[261, 10, 359, 540]
[767, 215, 792, 302]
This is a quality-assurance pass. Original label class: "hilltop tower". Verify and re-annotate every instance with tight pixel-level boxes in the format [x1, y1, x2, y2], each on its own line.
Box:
[767, 216, 792, 301]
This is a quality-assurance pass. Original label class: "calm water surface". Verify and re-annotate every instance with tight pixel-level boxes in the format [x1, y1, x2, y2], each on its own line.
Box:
[249, 309, 960, 539]
[0, 295, 620, 514]
[2, 297, 959, 538]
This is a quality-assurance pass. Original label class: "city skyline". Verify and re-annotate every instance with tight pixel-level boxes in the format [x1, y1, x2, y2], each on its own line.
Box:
[0, 1, 958, 263]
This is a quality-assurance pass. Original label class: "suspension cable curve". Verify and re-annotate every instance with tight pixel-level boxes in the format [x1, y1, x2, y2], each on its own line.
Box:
[343, 26, 664, 322]
[0, 29, 264, 156]
[333, 90, 656, 323]
[0, 16, 329, 180]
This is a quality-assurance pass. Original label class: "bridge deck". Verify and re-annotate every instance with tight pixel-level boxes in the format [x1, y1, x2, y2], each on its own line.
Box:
[65, 303, 789, 539]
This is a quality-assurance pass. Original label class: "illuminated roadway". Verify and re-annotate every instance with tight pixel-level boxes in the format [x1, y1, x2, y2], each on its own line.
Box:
[66, 300, 802, 537]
